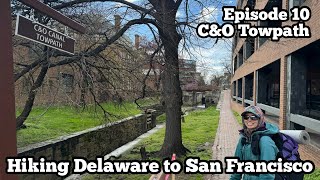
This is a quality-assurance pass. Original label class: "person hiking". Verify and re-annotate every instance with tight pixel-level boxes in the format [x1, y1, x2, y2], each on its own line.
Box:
[230, 106, 279, 180]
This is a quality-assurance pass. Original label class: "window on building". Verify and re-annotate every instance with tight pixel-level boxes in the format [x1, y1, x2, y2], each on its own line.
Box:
[48, 79, 53, 88]
[271, 83, 280, 107]
[245, 74, 254, 100]
[233, 33, 238, 52]
[307, 78, 320, 112]
[233, 56, 238, 73]
[257, 21, 269, 47]
[238, 47, 244, 67]
[246, 0, 256, 8]
[245, 37, 255, 60]
[257, 60, 280, 108]
[238, 79, 242, 98]
[184, 95, 190, 103]
[310, 80, 320, 95]
[289, 0, 307, 9]
[233, 82, 236, 96]
[60, 73, 74, 93]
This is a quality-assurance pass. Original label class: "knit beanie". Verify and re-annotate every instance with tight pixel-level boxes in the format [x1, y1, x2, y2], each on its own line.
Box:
[241, 106, 265, 136]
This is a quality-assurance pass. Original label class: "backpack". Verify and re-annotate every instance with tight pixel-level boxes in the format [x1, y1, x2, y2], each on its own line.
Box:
[251, 132, 304, 180]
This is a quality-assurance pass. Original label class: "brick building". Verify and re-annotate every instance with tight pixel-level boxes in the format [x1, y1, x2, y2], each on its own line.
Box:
[14, 15, 145, 107]
[179, 59, 215, 105]
[139, 37, 164, 95]
[141, 57, 215, 105]
[231, 0, 320, 153]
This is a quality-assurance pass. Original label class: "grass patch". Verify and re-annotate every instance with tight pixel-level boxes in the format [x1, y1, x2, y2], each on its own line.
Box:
[135, 97, 160, 107]
[233, 110, 242, 125]
[17, 102, 143, 147]
[156, 114, 166, 124]
[82, 106, 219, 180]
[305, 169, 320, 180]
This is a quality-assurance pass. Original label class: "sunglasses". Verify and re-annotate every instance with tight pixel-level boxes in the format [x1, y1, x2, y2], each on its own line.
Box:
[242, 115, 260, 121]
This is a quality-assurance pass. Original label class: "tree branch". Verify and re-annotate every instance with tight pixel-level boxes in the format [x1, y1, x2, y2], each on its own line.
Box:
[14, 59, 42, 82]
[53, 0, 155, 16]
[45, 17, 159, 69]
[134, 43, 163, 107]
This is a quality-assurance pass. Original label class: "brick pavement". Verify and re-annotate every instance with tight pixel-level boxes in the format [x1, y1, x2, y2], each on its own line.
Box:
[207, 90, 320, 180]
[208, 90, 241, 180]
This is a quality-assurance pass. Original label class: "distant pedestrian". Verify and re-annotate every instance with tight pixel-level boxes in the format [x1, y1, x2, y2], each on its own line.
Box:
[201, 96, 206, 108]
[230, 106, 279, 180]
[201, 96, 206, 105]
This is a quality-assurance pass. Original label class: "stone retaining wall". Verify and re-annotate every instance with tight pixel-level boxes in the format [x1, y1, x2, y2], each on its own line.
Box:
[17, 113, 156, 180]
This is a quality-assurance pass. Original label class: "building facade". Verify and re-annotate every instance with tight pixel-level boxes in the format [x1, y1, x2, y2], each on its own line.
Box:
[179, 59, 216, 105]
[231, 0, 320, 146]
[14, 15, 145, 107]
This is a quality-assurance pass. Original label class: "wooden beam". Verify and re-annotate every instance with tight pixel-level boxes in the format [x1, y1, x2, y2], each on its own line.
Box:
[0, 0, 18, 179]
[18, 0, 85, 33]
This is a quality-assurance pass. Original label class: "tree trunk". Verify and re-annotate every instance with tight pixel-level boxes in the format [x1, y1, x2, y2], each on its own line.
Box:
[158, 20, 188, 157]
[16, 64, 48, 128]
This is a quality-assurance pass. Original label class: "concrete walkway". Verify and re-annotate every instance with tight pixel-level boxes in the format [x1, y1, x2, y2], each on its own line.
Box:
[209, 90, 241, 180]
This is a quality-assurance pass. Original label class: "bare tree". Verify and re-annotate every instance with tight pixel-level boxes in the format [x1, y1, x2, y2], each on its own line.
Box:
[13, 0, 224, 157]
[220, 58, 232, 75]
[13, 3, 151, 128]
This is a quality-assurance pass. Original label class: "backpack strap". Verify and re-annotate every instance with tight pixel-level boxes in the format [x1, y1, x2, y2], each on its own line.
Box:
[240, 135, 261, 156]
[251, 134, 261, 156]
[251, 133, 278, 156]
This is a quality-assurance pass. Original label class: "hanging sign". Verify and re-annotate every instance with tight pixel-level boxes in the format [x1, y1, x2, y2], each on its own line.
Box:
[15, 15, 75, 55]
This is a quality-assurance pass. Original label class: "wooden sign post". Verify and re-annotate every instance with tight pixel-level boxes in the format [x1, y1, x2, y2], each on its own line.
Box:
[0, 1, 18, 179]
[0, 0, 85, 179]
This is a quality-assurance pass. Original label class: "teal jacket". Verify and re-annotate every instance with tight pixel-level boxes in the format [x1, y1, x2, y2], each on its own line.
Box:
[230, 122, 279, 180]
